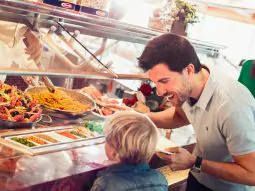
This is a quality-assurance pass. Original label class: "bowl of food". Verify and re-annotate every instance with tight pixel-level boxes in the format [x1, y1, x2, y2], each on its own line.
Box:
[92, 103, 131, 119]
[0, 82, 43, 128]
[79, 86, 131, 119]
[26, 86, 96, 119]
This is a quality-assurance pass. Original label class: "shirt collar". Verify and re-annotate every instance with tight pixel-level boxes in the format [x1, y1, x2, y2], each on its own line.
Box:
[193, 65, 217, 110]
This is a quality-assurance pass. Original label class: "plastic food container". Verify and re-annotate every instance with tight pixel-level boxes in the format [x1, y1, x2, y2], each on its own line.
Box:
[78, 0, 111, 17]
[43, 0, 77, 10]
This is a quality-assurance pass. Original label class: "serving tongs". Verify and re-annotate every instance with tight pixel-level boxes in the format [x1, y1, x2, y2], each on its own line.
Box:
[55, 22, 118, 78]
[40, 75, 55, 93]
[23, 39, 55, 93]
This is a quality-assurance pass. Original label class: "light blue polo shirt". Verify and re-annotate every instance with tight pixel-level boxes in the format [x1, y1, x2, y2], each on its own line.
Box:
[182, 65, 255, 191]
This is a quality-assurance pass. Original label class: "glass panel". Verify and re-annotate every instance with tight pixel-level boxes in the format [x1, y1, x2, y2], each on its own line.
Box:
[0, 18, 147, 81]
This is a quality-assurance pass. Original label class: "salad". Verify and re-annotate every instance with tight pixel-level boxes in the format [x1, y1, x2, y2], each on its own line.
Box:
[0, 82, 42, 123]
[83, 120, 104, 135]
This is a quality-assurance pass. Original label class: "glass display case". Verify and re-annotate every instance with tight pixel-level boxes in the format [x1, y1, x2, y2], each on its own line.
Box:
[0, 0, 227, 121]
[0, 1, 228, 190]
[0, 0, 225, 78]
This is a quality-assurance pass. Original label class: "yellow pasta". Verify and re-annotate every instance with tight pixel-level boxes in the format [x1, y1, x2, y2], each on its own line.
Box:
[29, 89, 91, 112]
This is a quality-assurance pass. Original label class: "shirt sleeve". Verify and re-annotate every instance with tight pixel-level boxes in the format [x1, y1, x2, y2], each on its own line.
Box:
[221, 106, 255, 156]
[0, 21, 27, 48]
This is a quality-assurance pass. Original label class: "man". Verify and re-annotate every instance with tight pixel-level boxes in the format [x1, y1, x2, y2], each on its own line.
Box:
[0, 21, 42, 63]
[0, 21, 42, 84]
[138, 33, 255, 191]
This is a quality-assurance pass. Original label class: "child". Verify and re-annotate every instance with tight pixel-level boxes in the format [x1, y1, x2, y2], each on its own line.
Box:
[91, 111, 168, 191]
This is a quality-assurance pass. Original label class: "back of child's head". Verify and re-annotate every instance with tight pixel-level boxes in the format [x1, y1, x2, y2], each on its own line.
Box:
[104, 111, 159, 165]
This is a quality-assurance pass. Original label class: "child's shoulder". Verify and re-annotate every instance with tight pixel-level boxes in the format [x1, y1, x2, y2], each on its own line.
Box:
[94, 165, 168, 189]
[91, 166, 168, 191]
[145, 168, 168, 183]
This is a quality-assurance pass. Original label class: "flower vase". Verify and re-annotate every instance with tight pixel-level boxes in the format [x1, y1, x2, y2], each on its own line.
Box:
[170, 19, 187, 36]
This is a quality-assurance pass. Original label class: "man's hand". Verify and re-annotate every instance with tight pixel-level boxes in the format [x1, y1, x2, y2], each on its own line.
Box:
[23, 29, 42, 63]
[157, 147, 196, 171]
[22, 76, 39, 86]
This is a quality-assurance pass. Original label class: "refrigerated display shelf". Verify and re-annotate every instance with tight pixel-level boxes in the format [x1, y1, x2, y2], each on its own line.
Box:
[0, 125, 105, 155]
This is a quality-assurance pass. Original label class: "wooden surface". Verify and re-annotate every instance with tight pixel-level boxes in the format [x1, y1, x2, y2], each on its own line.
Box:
[158, 166, 189, 187]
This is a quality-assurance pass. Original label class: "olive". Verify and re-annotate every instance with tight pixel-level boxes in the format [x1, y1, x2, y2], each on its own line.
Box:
[4, 89, 11, 94]
[21, 100, 26, 106]
[11, 111, 19, 117]
[5, 106, 11, 110]
[24, 113, 30, 119]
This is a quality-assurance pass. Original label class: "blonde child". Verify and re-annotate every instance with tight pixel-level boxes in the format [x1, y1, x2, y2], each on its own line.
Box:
[91, 111, 168, 191]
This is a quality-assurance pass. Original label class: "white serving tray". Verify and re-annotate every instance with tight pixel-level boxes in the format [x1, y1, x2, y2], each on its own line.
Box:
[0, 125, 105, 156]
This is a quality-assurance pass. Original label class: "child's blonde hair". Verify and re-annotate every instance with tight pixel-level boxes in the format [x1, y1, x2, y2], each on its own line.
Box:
[104, 111, 159, 165]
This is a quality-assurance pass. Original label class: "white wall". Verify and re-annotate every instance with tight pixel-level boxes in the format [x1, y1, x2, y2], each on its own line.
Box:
[187, 15, 255, 66]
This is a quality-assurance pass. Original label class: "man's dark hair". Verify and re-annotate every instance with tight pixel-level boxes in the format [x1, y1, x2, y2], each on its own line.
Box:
[138, 33, 202, 73]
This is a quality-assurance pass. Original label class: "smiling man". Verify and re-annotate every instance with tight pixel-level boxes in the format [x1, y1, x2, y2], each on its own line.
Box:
[138, 33, 255, 191]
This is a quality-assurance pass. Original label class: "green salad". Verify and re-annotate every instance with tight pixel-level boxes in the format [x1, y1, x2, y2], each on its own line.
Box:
[70, 130, 87, 138]
[83, 120, 104, 135]
[11, 137, 36, 147]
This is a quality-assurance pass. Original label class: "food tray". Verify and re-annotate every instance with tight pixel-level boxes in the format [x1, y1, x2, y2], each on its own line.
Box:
[0, 125, 105, 156]
[26, 87, 96, 119]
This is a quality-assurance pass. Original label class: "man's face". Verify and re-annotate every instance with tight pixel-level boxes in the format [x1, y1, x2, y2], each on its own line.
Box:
[148, 64, 192, 107]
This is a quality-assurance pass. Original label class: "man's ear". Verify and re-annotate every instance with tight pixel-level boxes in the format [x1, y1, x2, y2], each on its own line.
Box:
[183, 63, 195, 76]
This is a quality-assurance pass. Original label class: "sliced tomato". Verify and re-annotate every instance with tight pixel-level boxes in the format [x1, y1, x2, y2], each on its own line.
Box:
[29, 113, 40, 122]
[13, 115, 24, 122]
[15, 101, 22, 107]
[29, 100, 37, 108]
[0, 113, 8, 120]
[10, 97, 18, 107]
[101, 107, 113, 116]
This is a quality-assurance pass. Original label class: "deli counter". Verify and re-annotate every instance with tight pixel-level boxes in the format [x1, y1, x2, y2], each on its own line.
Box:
[0, 0, 226, 190]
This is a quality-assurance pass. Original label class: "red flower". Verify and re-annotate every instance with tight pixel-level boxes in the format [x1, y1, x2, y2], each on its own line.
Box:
[139, 83, 153, 97]
[123, 96, 138, 107]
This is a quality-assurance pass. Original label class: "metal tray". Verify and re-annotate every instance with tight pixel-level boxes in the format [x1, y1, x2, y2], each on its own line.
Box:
[0, 125, 105, 156]
[26, 87, 96, 119]
[0, 114, 52, 129]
